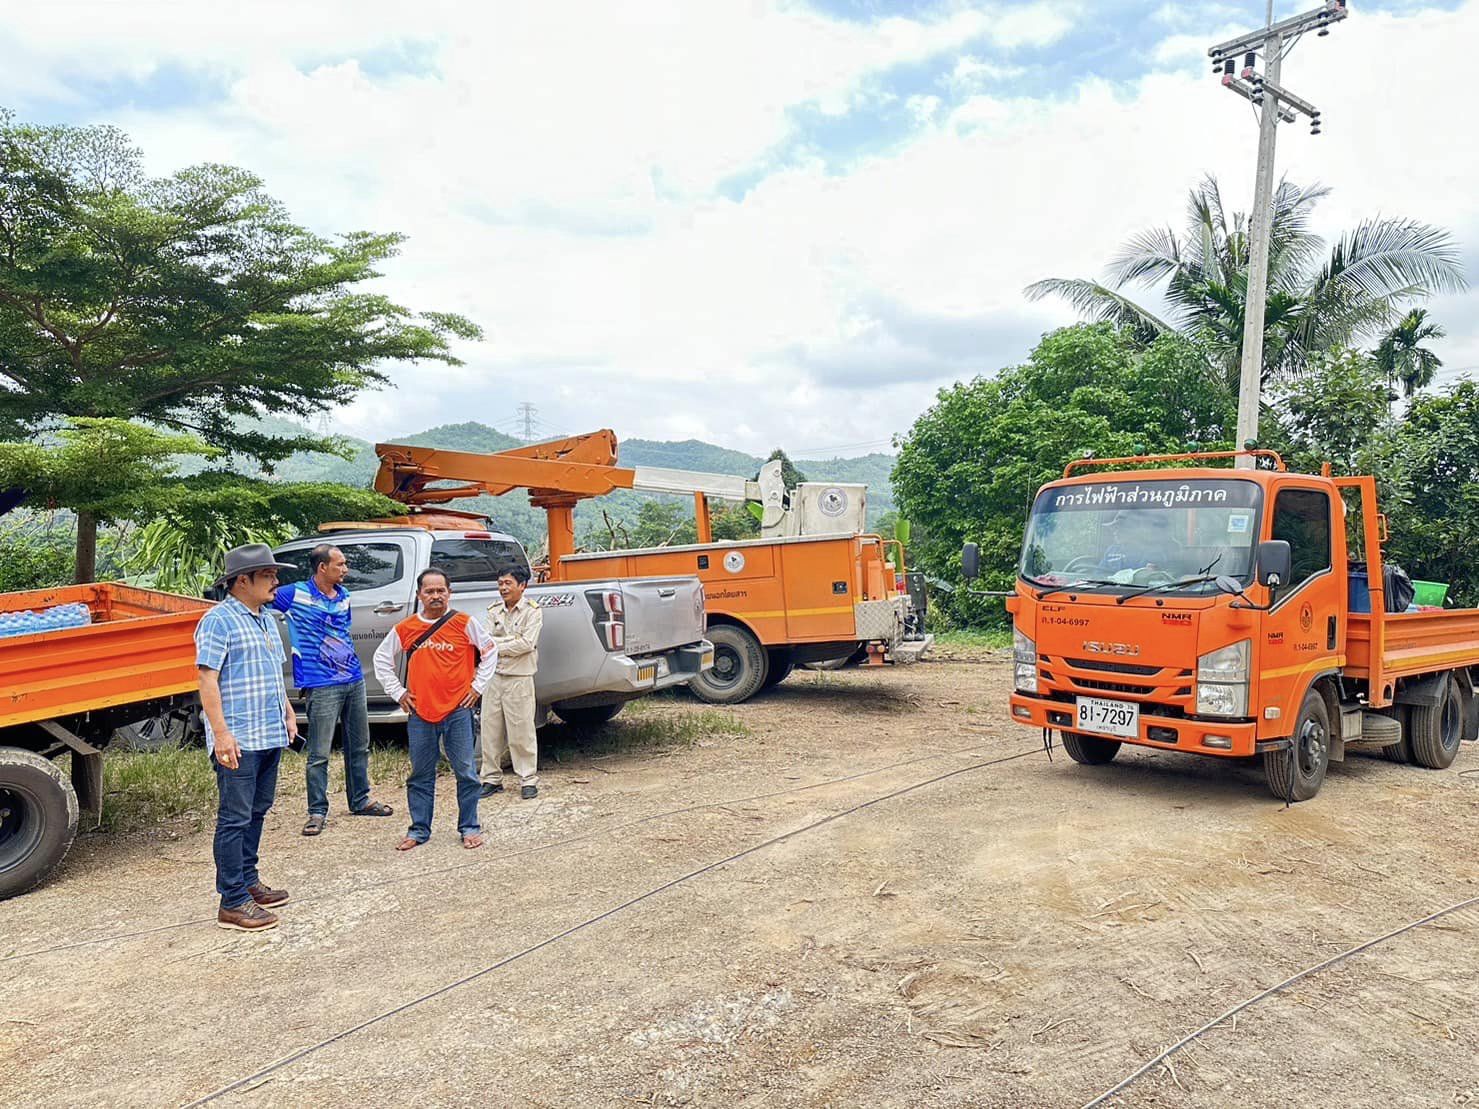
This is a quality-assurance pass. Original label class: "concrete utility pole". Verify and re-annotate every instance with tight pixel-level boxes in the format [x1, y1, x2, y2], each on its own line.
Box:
[1209, 0, 1347, 467]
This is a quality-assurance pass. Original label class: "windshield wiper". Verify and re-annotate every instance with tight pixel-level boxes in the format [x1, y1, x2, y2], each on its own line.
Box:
[1034, 577, 1123, 601]
[1115, 575, 1222, 604]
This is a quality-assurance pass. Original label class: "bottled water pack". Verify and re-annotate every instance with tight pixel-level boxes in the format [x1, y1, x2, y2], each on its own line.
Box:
[0, 601, 93, 640]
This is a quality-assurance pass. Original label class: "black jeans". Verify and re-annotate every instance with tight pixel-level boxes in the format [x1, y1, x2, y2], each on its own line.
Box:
[212, 747, 282, 909]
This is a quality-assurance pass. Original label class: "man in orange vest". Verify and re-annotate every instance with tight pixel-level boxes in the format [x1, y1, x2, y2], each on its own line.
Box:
[372, 568, 496, 850]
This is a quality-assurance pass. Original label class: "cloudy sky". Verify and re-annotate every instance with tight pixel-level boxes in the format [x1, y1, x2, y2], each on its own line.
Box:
[3, 0, 1474, 456]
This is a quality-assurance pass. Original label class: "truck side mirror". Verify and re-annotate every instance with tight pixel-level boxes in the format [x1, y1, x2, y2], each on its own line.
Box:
[1257, 540, 1292, 589]
[961, 542, 980, 582]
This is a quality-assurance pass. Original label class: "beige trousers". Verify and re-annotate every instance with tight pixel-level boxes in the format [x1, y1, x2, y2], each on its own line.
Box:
[480, 673, 538, 786]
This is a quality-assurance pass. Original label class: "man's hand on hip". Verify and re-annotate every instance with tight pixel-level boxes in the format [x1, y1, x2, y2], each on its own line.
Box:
[399, 691, 417, 716]
[457, 687, 481, 710]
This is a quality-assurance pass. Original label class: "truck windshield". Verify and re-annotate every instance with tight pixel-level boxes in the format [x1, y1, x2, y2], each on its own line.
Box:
[1020, 478, 1262, 593]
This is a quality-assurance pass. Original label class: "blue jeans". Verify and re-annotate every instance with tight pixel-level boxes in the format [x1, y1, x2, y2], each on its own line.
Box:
[406, 708, 480, 842]
[304, 680, 371, 817]
[212, 747, 282, 909]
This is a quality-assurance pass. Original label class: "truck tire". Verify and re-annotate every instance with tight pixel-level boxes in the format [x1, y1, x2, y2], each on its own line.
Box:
[1380, 706, 1412, 763]
[1061, 731, 1120, 765]
[1263, 689, 1330, 801]
[761, 649, 794, 690]
[1408, 675, 1464, 770]
[555, 703, 624, 728]
[690, 625, 769, 704]
[0, 747, 80, 901]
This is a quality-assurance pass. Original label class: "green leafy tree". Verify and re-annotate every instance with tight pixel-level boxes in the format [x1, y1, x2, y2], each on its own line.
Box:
[1271, 347, 1393, 474]
[1375, 382, 1479, 608]
[0, 109, 480, 579]
[0, 418, 214, 577]
[1027, 175, 1466, 397]
[892, 324, 1235, 626]
[1374, 308, 1445, 400]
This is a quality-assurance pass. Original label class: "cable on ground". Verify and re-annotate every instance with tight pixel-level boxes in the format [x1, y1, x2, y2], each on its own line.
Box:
[2, 736, 1013, 964]
[1080, 893, 1479, 1108]
[182, 747, 1042, 1106]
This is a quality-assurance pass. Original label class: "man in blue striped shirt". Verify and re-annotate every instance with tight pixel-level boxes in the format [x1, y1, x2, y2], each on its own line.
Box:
[196, 544, 299, 932]
[272, 544, 392, 836]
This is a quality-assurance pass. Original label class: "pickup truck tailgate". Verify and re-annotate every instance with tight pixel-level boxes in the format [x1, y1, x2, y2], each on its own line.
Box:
[616, 577, 707, 655]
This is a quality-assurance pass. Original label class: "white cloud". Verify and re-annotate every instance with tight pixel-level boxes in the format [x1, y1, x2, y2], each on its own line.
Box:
[1, 1, 1475, 458]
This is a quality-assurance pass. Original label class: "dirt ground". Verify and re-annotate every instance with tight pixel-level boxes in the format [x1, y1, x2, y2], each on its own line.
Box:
[3, 650, 1478, 1108]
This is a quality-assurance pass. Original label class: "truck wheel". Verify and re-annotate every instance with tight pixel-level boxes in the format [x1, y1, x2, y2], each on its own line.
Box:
[761, 649, 794, 690]
[690, 625, 769, 704]
[555, 703, 623, 728]
[0, 747, 80, 901]
[1263, 690, 1330, 801]
[1061, 732, 1120, 765]
[1408, 675, 1464, 770]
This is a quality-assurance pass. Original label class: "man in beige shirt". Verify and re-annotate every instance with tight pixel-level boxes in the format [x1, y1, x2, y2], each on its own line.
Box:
[480, 566, 543, 800]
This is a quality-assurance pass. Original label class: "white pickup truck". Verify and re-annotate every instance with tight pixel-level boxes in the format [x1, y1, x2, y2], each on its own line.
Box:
[271, 526, 713, 726]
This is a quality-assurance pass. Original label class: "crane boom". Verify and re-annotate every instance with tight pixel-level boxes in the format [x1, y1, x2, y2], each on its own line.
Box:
[370, 430, 786, 572]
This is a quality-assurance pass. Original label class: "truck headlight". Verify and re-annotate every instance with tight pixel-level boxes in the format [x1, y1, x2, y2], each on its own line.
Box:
[1014, 628, 1038, 694]
[1196, 639, 1249, 717]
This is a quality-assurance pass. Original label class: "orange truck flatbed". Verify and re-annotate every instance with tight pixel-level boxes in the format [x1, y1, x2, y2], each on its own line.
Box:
[2, 582, 213, 901]
[1, 583, 212, 730]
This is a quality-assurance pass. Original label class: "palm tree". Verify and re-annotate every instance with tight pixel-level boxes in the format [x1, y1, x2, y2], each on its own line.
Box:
[1026, 175, 1466, 398]
[1374, 308, 1445, 399]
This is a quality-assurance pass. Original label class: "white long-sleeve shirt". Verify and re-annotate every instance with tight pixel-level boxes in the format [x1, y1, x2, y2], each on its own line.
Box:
[373, 610, 497, 708]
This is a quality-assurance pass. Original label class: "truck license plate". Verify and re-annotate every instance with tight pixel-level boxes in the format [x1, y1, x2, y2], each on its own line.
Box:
[1075, 696, 1139, 739]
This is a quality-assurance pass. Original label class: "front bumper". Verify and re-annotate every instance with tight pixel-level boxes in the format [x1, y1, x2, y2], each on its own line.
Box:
[1009, 693, 1258, 758]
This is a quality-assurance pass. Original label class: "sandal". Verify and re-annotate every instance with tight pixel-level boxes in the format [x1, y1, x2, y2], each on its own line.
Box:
[462, 834, 484, 850]
[350, 800, 394, 817]
[302, 814, 327, 837]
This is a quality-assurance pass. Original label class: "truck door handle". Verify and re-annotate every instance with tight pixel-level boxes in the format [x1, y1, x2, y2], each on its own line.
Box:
[373, 602, 405, 615]
[657, 588, 676, 598]
[1327, 615, 1337, 650]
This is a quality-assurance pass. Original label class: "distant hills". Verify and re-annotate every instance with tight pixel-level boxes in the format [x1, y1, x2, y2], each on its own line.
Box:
[257, 418, 896, 552]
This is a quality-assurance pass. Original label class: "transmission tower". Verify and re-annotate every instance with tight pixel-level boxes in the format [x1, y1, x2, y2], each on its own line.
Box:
[518, 401, 537, 442]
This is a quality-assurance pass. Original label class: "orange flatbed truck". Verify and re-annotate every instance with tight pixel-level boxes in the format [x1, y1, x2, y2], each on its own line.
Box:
[965, 450, 1479, 800]
[0, 583, 213, 898]
[371, 430, 931, 704]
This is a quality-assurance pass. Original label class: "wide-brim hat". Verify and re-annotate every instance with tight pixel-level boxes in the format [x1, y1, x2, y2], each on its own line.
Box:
[217, 543, 295, 586]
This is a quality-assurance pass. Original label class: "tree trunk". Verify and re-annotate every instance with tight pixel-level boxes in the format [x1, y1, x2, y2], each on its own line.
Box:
[75, 510, 98, 584]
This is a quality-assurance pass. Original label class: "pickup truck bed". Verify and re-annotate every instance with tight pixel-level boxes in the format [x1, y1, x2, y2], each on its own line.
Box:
[1, 584, 212, 731]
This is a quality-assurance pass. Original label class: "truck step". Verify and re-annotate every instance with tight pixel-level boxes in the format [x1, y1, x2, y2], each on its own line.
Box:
[889, 634, 934, 665]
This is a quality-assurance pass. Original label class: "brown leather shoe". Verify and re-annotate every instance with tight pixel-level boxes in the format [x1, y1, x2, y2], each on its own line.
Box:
[218, 900, 279, 931]
[248, 882, 289, 908]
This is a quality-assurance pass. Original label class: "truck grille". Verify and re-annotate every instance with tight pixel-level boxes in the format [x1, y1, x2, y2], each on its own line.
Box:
[1038, 655, 1193, 711]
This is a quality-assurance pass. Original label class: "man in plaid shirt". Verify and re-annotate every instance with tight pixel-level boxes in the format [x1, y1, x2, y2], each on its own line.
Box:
[196, 544, 299, 932]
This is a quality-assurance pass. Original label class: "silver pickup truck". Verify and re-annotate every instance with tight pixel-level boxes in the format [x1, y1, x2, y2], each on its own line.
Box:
[271, 526, 713, 726]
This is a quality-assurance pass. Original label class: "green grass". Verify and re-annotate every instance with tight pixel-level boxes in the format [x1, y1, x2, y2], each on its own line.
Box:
[935, 628, 1013, 649]
[550, 700, 749, 758]
[94, 705, 747, 835]
[97, 741, 413, 835]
